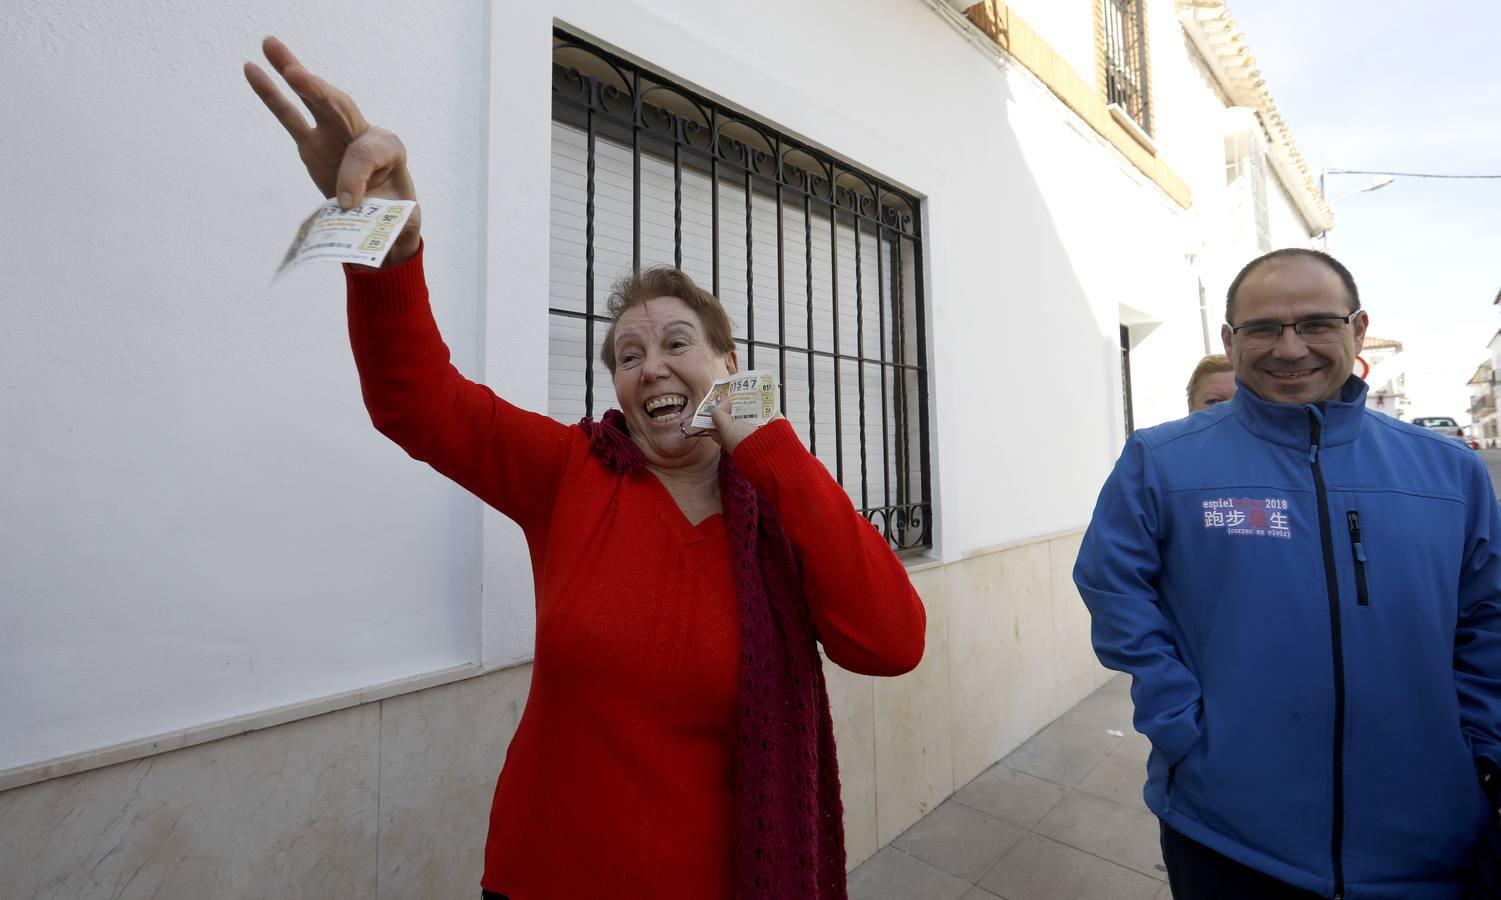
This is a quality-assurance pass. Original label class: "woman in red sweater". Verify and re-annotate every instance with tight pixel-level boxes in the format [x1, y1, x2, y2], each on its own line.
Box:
[246, 37, 925, 900]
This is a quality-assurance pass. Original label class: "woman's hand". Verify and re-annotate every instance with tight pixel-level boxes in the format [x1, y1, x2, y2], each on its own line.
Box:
[243, 36, 421, 267]
[706, 400, 786, 455]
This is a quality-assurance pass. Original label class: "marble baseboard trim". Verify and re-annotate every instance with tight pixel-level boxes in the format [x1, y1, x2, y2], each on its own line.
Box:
[958, 525, 1087, 562]
[901, 555, 945, 574]
[1, 661, 497, 793]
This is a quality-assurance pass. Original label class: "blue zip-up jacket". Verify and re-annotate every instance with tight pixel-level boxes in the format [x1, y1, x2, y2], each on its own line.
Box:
[1074, 376, 1501, 899]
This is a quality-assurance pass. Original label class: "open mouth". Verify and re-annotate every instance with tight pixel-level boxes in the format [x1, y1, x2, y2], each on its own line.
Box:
[643, 393, 688, 423]
[1266, 368, 1321, 380]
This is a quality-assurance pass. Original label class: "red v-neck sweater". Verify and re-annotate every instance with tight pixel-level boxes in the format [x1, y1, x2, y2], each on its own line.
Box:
[345, 248, 925, 900]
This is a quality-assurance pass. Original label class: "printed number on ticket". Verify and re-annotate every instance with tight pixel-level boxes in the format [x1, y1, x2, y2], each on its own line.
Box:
[277, 198, 416, 275]
[690, 371, 779, 429]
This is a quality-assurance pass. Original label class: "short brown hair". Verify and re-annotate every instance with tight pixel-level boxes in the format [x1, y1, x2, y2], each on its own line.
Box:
[600, 267, 736, 373]
[1186, 354, 1234, 403]
[1225, 248, 1359, 323]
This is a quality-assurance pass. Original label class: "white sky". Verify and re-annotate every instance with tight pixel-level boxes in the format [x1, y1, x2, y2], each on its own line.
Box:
[1228, 0, 1501, 422]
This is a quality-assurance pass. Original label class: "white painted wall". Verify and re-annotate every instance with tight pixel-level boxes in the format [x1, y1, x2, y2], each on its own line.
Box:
[4, 0, 1297, 773]
[1130, 3, 1242, 417]
[1, 0, 494, 771]
[1005, 0, 1099, 87]
[1267, 173, 1315, 251]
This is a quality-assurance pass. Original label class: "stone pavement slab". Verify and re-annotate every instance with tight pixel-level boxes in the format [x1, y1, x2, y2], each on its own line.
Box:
[850, 674, 1171, 900]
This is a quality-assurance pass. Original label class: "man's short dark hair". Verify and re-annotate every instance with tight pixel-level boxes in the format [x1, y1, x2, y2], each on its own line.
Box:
[1225, 248, 1360, 324]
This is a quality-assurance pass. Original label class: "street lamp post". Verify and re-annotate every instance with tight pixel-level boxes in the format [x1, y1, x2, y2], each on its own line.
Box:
[1318, 167, 1395, 250]
[1317, 164, 1501, 250]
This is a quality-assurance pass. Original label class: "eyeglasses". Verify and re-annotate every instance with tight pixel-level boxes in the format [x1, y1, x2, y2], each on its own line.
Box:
[1228, 309, 1364, 348]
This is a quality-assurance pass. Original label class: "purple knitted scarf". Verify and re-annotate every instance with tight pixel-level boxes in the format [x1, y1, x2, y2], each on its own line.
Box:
[579, 410, 847, 900]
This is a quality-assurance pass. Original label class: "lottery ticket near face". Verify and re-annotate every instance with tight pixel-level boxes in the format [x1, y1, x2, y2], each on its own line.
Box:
[276, 198, 417, 276]
[690, 371, 779, 430]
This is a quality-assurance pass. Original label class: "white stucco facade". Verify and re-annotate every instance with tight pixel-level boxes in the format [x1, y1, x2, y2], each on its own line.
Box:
[4, 0, 498, 774]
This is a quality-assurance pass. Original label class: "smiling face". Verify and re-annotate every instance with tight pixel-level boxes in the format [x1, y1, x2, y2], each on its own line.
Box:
[1221, 256, 1367, 406]
[1189, 370, 1237, 412]
[611, 296, 737, 466]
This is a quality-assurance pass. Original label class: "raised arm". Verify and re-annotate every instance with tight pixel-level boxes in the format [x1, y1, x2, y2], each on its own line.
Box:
[726, 418, 926, 677]
[247, 38, 571, 530]
[244, 37, 421, 268]
[344, 250, 571, 529]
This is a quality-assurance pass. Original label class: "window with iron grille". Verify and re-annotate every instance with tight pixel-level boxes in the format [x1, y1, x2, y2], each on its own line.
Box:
[547, 31, 932, 552]
[1101, 0, 1151, 135]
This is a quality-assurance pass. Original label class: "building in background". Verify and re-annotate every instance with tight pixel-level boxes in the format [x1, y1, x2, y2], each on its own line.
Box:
[1467, 289, 1501, 448]
[1092, 0, 1332, 423]
[1174, 1, 1331, 328]
[1469, 360, 1497, 448]
[1361, 336, 1408, 419]
[2, 1, 1333, 895]
[1485, 322, 1501, 448]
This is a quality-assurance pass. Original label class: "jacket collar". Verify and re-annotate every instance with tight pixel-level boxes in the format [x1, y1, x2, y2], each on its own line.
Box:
[1229, 374, 1368, 451]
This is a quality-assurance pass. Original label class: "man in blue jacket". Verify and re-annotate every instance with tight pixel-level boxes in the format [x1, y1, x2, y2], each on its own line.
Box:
[1075, 248, 1501, 899]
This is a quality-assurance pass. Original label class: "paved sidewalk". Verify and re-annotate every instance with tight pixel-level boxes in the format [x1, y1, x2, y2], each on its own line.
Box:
[848, 674, 1170, 900]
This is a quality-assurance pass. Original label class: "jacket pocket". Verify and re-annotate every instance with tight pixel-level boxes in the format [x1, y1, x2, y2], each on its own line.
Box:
[1164, 761, 1181, 815]
[1346, 510, 1370, 607]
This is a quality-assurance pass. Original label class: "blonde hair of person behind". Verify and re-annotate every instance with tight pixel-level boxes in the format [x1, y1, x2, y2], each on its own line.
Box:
[1186, 354, 1234, 405]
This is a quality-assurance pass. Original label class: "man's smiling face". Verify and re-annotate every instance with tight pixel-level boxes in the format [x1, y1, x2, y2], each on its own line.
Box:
[1221, 256, 1368, 406]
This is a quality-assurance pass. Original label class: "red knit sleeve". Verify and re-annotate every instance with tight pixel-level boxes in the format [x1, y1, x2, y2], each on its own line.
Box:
[343, 244, 571, 533]
[733, 419, 926, 676]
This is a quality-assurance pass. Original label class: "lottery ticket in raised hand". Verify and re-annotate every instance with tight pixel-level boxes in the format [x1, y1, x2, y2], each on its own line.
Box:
[277, 198, 417, 275]
[690, 371, 779, 430]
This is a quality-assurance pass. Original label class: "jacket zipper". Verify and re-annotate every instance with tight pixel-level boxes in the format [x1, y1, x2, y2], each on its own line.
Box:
[1346, 511, 1370, 607]
[1309, 408, 1346, 900]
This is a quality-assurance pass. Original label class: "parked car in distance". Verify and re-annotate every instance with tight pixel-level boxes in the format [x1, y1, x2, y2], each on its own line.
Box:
[1413, 416, 1462, 437]
[1412, 416, 1466, 441]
